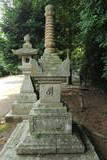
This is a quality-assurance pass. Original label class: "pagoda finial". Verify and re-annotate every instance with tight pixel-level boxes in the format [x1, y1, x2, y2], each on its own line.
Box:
[23, 34, 32, 48]
[44, 4, 56, 53]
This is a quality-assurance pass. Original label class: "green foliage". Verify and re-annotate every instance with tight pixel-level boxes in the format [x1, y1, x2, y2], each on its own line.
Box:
[102, 56, 107, 80]
[0, 123, 11, 133]
[0, 0, 80, 77]
[0, 0, 45, 75]
[0, 33, 9, 77]
[79, 0, 107, 87]
[71, 47, 84, 71]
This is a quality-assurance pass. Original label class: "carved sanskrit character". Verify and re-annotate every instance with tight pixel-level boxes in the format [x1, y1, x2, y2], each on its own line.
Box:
[46, 87, 53, 96]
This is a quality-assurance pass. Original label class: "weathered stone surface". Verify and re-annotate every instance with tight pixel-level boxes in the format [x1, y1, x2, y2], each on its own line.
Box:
[40, 84, 60, 103]
[6, 34, 38, 121]
[17, 93, 36, 103]
[16, 131, 85, 155]
[0, 121, 100, 160]
[31, 59, 42, 76]
[12, 75, 37, 115]
[57, 134, 85, 154]
[33, 76, 67, 84]
[31, 101, 66, 113]
[20, 75, 35, 93]
[6, 75, 37, 121]
[12, 102, 35, 115]
[44, 5, 56, 53]
[38, 52, 70, 77]
[12, 34, 38, 75]
[2, 4, 100, 160]
[11, 75, 37, 114]
[17, 134, 57, 155]
[29, 114, 72, 135]
[5, 110, 26, 122]
[36, 4, 70, 77]
[29, 100, 72, 135]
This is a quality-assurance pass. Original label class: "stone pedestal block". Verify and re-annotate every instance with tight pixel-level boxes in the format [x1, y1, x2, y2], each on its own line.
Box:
[16, 131, 85, 155]
[0, 121, 100, 160]
[5, 75, 37, 122]
[29, 101, 72, 135]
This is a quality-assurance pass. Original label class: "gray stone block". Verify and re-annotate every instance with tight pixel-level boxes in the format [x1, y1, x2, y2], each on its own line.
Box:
[29, 102, 72, 135]
[12, 102, 35, 115]
[16, 135, 57, 155]
[16, 131, 85, 155]
[17, 93, 37, 103]
[40, 84, 61, 103]
[57, 134, 85, 154]
[0, 121, 100, 160]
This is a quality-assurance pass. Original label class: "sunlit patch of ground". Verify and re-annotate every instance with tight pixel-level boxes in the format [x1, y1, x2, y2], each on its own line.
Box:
[0, 75, 24, 118]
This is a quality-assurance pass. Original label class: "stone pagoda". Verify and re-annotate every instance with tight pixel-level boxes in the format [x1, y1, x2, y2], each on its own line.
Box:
[5, 34, 38, 121]
[1, 4, 100, 160]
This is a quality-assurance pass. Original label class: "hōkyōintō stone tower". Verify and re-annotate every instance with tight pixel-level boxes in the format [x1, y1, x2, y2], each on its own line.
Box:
[1, 4, 100, 160]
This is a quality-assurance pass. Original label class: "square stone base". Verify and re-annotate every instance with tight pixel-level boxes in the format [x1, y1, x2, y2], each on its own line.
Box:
[12, 102, 34, 115]
[16, 131, 85, 155]
[0, 121, 100, 160]
[5, 110, 27, 122]
[5, 101, 37, 122]
[5, 92, 37, 122]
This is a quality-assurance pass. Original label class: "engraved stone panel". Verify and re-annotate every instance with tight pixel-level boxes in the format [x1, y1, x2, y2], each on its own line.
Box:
[40, 84, 60, 103]
[29, 113, 72, 135]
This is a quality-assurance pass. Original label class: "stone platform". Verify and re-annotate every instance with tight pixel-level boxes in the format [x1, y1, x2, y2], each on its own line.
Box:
[0, 121, 100, 160]
[5, 110, 27, 122]
[16, 128, 85, 155]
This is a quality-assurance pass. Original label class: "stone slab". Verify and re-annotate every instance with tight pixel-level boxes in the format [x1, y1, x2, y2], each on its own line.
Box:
[12, 102, 35, 115]
[40, 84, 61, 103]
[32, 76, 67, 84]
[31, 101, 67, 114]
[17, 134, 57, 155]
[5, 110, 28, 122]
[29, 115, 72, 135]
[0, 121, 100, 160]
[29, 101, 72, 135]
[16, 128, 85, 155]
[20, 75, 35, 93]
[57, 134, 85, 154]
[17, 93, 37, 103]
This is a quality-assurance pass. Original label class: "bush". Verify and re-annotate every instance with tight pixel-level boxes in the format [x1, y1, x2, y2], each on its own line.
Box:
[0, 65, 9, 77]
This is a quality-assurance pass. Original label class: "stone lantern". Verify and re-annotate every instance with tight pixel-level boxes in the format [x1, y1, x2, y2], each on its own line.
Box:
[12, 34, 38, 75]
[5, 34, 38, 122]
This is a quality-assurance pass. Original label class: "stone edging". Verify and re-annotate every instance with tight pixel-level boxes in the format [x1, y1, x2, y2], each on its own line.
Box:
[90, 130, 107, 140]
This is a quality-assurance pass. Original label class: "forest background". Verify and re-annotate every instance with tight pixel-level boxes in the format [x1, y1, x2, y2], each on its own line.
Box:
[0, 0, 107, 90]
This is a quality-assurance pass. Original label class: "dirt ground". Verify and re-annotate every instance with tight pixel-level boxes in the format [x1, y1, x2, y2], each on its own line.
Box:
[0, 75, 24, 118]
[62, 88, 107, 136]
[0, 122, 16, 151]
[62, 88, 107, 160]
